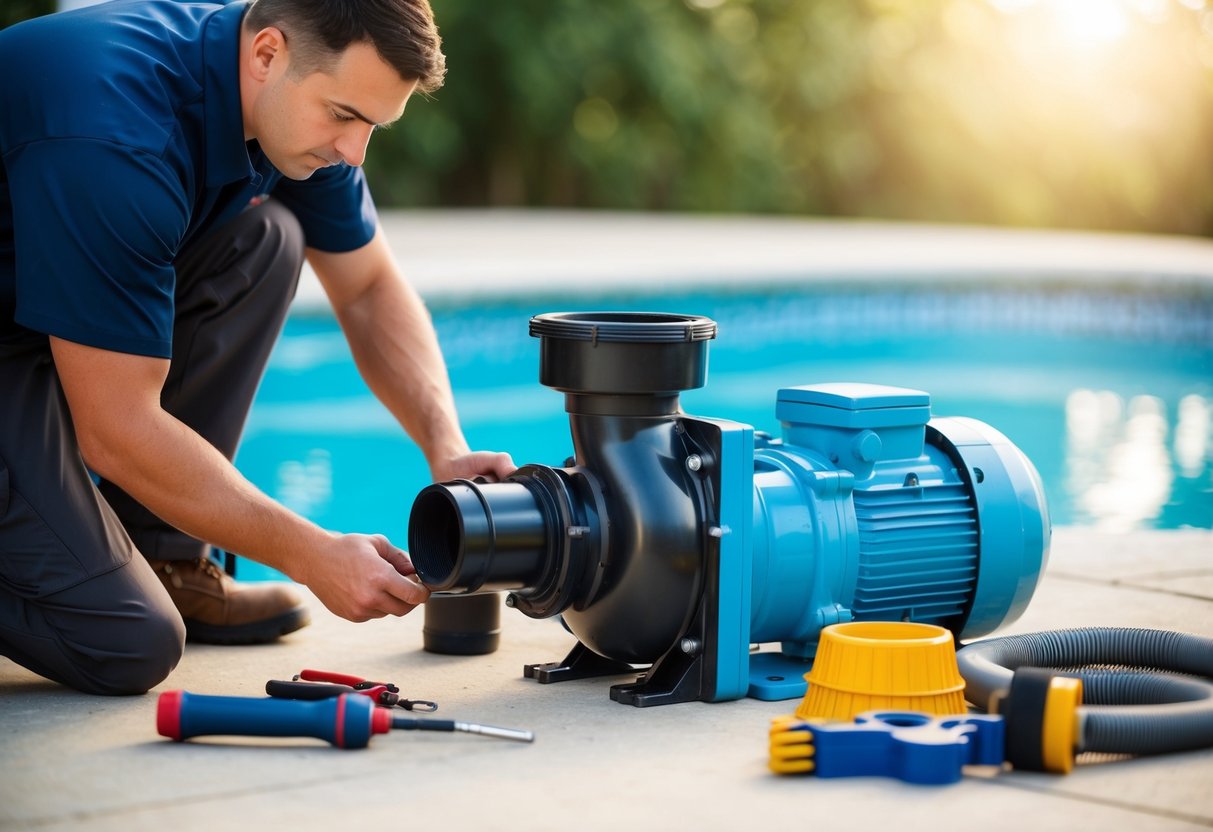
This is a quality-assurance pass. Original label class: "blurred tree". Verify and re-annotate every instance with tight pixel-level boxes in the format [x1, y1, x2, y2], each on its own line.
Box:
[372, 0, 1213, 235]
[6, 0, 1212, 234]
[368, 0, 873, 214]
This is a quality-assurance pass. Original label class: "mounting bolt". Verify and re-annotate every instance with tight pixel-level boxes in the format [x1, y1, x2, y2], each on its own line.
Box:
[685, 454, 703, 472]
[505, 594, 517, 608]
[680, 637, 701, 655]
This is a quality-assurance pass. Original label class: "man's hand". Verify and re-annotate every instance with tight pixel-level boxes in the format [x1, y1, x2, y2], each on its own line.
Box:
[432, 450, 517, 484]
[295, 533, 430, 622]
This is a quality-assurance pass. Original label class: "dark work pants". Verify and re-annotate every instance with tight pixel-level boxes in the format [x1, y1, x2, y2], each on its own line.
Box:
[0, 200, 305, 694]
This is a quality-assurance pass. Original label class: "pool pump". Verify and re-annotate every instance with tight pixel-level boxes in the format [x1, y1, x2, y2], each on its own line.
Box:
[408, 312, 1050, 706]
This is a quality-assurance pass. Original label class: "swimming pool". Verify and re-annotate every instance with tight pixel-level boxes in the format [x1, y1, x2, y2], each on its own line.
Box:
[234, 280, 1212, 582]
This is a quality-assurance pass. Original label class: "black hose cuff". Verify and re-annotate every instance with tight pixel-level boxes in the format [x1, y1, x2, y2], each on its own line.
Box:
[1005, 668, 1053, 771]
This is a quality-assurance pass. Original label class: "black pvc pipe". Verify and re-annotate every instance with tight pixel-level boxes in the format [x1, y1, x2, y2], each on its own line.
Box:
[410, 481, 549, 594]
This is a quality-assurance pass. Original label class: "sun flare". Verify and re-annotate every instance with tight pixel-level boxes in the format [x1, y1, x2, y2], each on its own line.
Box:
[988, 0, 1136, 47]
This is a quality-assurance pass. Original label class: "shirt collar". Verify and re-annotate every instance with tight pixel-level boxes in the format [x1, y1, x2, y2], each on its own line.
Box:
[201, 1, 255, 188]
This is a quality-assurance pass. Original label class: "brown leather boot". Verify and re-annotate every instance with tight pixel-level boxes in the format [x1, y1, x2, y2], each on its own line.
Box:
[150, 557, 311, 645]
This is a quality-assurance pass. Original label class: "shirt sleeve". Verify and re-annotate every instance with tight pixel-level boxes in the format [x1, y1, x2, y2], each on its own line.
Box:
[7, 138, 188, 358]
[270, 162, 379, 253]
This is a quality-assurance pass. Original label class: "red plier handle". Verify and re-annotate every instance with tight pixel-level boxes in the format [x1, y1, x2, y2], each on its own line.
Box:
[296, 669, 399, 693]
[269, 676, 437, 712]
[290, 669, 437, 712]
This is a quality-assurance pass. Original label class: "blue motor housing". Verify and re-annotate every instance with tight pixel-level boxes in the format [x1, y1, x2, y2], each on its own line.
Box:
[740, 383, 1048, 699]
[408, 313, 1050, 706]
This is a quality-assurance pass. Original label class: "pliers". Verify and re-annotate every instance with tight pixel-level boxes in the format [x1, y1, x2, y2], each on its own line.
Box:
[265, 669, 438, 712]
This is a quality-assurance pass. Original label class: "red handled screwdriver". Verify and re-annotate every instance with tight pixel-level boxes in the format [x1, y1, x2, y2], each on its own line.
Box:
[157, 690, 534, 749]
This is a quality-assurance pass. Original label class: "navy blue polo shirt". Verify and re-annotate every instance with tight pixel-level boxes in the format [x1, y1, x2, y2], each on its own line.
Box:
[0, 0, 378, 358]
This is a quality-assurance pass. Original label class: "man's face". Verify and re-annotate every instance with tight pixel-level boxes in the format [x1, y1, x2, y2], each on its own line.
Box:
[251, 39, 417, 180]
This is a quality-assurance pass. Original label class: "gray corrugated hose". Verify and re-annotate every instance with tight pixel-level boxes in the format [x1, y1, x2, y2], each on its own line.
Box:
[956, 627, 1213, 757]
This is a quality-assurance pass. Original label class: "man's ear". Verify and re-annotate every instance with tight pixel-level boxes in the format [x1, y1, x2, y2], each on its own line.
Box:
[246, 26, 287, 81]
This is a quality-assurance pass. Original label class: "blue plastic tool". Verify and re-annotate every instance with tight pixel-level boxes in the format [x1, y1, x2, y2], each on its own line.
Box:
[772, 710, 1006, 785]
[158, 689, 383, 748]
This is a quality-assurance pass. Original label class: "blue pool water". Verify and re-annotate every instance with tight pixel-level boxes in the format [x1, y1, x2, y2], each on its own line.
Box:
[235, 285, 1212, 578]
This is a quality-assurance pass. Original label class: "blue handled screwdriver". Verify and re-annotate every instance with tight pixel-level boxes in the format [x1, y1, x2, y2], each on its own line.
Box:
[157, 690, 534, 749]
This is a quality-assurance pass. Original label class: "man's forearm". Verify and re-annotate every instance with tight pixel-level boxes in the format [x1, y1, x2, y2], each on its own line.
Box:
[333, 261, 469, 475]
[82, 400, 330, 580]
[48, 335, 329, 578]
[308, 230, 514, 484]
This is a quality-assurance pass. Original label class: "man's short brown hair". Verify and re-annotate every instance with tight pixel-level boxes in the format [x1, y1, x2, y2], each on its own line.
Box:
[243, 0, 446, 93]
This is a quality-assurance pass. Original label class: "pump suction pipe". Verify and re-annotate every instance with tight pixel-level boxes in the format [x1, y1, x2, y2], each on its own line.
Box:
[957, 627, 1213, 772]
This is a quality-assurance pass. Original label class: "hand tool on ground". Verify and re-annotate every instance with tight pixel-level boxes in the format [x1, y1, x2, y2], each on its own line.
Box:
[157, 690, 534, 749]
[265, 668, 437, 712]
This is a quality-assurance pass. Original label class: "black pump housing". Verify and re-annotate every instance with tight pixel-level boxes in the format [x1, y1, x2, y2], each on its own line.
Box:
[409, 312, 723, 697]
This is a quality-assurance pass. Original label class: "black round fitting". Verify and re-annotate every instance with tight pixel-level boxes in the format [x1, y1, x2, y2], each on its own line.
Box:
[422, 594, 501, 655]
[530, 312, 716, 398]
[408, 467, 608, 620]
[410, 480, 547, 594]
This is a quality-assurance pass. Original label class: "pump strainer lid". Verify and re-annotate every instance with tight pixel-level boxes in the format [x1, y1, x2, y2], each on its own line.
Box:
[530, 312, 717, 397]
[530, 312, 716, 343]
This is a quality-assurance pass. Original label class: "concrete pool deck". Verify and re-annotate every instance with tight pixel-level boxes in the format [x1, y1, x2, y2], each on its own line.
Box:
[2, 212, 1212, 831]
[2, 527, 1212, 831]
[295, 209, 1213, 307]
